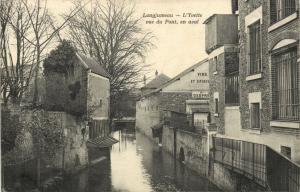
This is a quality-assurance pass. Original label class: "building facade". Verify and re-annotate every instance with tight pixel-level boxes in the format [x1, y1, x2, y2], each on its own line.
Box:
[45, 52, 112, 143]
[136, 60, 209, 139]
[205, 0, 300, 164]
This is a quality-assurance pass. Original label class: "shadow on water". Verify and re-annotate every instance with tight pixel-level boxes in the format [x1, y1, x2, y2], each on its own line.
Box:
[61, 126, 221, 192]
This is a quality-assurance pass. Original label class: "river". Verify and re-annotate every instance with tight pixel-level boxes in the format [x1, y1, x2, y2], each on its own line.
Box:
[61, 128, 221, 192]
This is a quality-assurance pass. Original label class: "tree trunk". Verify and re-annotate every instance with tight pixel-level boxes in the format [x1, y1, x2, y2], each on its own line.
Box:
[33, 46, 40, 107]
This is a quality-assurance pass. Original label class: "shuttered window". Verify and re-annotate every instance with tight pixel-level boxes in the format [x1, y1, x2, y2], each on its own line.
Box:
[270, 0, 296, 24]
[272, 48, 299, 121]
[249, 21, 261, 75]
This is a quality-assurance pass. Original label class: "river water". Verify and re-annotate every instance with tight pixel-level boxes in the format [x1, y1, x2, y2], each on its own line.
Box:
[61, 128, 221, 192]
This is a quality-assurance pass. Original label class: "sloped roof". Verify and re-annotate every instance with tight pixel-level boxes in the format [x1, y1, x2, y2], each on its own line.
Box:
[76, 53, 110, 78]
[155, 59, 208, 91]
[142, 73, 171, 89]
[87, 136, 118, 148]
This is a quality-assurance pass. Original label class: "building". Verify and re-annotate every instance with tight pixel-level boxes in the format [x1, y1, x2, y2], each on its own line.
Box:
[204, 0, 300, 191]
[140, 73, 171, 96]
[44, 46, 118, 160]
[205, 0, 300, 163]
[136, 59, 209, 140]
[136, 72, 171, 138]
[204, 13, 239, 136]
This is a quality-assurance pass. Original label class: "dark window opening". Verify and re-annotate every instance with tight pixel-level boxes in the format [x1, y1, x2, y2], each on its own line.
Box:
[249, 21, 261, 75]
[225, 73, 239, 105]
[281, 146, 291, 159]
[214, 56, 218, 72]
[215, 98, 219, 114]
[250, 103, 260, 129]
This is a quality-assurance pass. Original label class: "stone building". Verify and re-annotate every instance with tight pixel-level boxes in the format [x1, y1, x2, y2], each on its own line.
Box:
[45, 52, 111, 139]
[204, 14, 239, 135]
[205, 0, 300, 163]
[45, 47, 117, 170]
[204, 0, 300, 191]
[136, 59, 209, 140]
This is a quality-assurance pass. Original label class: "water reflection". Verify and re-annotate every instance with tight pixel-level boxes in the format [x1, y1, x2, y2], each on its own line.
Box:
[62, 128, 220, 192]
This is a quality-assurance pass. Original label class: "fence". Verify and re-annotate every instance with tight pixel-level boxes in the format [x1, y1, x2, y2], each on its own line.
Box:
[212, 136, 300, 192]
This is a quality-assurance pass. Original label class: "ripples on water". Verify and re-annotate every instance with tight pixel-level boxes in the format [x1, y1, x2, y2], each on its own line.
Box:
[62, 128, 221, 192]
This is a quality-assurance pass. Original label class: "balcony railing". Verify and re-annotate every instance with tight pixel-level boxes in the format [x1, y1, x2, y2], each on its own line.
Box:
[212, 136, 300, 192]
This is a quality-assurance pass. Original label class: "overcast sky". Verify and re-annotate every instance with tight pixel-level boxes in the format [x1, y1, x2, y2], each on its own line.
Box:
[46, 0, 231, 79]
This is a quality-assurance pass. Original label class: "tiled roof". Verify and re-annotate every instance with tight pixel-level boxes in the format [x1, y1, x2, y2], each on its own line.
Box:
[76, 53, 110, 78]
[142, 74, 171, 89]
[87, 136, 119, 148]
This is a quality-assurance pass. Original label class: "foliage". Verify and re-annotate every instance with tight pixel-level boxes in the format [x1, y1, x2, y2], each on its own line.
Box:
[27, 110, 64, 161]
[43, 40, 77, 75]
[1, 109, 24, 155]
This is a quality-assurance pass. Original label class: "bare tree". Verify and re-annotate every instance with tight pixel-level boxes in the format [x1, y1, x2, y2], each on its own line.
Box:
[67, 0, 154, 120]
[19, 0, 87, 107]
[0, 0, 36, 105]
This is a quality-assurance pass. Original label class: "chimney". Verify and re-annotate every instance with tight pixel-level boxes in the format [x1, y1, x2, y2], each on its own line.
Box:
[231, 0, 238, 14]
[155, 70, 158, 76]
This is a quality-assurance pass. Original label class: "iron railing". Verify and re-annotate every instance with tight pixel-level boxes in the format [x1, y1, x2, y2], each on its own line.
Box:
[272, 48, 299, 121]
[212, 136, 300, 192]
[271, 0, 296, 24]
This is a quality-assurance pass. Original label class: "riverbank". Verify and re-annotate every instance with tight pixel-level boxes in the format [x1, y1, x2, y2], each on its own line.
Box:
[57, 129, 221, 192]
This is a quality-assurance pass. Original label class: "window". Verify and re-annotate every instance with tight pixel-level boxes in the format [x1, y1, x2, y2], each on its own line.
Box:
[250, 103, 260, 129]
[99, 99, 103, 107]
[281, 146, 291, 159]
[225, 73, 239, 105]
[272, 48, 299, 120]
[270, 0, 296, 24]
[213, 56, 218, 72]
[215, 98, 219, 114]
[248, 21, 261, 75]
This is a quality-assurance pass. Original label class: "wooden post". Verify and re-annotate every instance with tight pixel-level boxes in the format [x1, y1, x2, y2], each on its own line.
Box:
[253, 142, 255, 179]
[174, 128, 177, 159]
[37, 138, 41, 188]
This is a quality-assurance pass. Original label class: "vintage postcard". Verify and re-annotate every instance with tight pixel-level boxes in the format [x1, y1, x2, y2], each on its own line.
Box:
[1, 0, 300, 191]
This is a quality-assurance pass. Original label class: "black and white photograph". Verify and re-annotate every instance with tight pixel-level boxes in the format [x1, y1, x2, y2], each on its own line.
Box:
[1, 0, 300, 191]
